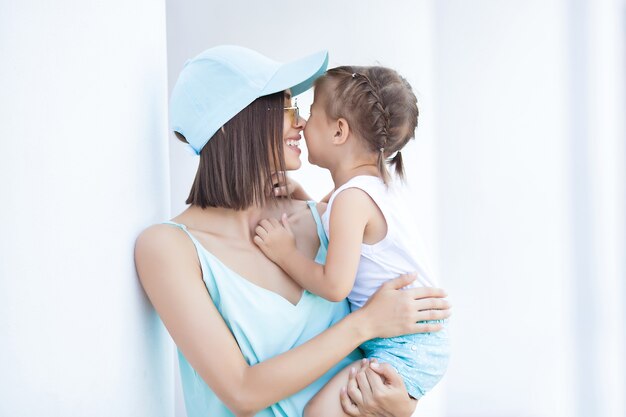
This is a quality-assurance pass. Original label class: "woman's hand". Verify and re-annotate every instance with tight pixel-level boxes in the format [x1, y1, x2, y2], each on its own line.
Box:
[271, 171, 311, 200]
[355, 274, 451, 340]
[340, 359, 416, 417]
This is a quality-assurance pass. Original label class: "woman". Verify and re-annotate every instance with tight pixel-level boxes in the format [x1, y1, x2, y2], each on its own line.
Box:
[135, 45, 451, 417]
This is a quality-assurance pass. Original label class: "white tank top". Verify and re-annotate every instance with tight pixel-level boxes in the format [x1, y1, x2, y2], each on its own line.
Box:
[322, 175, 436, 311]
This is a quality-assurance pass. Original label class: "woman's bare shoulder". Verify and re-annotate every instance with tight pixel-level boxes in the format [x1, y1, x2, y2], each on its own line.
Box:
[281, 200, 327, 228]
[134, 223, 198, 282]
[281, 200, 310, 221]
[274, 198, 308, 214]
[136, 223, 187, 253]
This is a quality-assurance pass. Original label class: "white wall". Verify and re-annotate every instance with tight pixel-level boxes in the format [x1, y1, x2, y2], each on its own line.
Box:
[434, 1, 625, 417]
[0, 1, 173, 416]
[434, 1, 573, 414]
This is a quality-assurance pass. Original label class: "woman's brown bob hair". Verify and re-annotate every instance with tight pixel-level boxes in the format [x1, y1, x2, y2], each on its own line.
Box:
[174, 92, 286, 210]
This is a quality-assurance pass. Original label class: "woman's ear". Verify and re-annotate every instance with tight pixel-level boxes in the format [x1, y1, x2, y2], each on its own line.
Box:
[331, 118, 350, 145]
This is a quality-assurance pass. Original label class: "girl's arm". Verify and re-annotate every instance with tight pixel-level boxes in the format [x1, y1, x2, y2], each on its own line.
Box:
[254, 188, 371, 301]
[135, 224, 449, 417]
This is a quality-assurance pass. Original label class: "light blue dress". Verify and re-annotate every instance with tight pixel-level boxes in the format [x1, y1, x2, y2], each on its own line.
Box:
[163, 201, 361, 417]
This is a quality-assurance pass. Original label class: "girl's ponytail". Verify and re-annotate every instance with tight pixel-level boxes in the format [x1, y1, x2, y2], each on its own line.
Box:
[390, 150, 405, 180]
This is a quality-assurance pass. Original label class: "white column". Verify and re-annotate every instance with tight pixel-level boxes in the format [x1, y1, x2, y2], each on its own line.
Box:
[567, 0, 626, 416]
[434, 1, 575, 416]
[0, 1, 172, 416]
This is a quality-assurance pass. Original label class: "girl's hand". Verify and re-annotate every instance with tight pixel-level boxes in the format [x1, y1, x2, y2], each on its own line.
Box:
[270, 171, 311, 200]
[254, 214, 297, 264]
[340, 359, 416, 417]
[356, 274, 451, 340]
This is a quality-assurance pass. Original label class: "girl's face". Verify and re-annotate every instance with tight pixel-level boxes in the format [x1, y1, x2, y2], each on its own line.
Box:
[303, 88, 334, 168]
[281, 90, 305, 171]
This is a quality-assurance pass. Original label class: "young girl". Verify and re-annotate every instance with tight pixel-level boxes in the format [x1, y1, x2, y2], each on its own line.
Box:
[254, 65, 450, 415]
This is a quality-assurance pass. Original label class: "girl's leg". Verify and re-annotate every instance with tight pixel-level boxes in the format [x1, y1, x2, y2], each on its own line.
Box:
[304, 360, 361, 417]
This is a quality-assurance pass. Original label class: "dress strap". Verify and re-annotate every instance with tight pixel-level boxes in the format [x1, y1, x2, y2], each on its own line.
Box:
[161, 221, 202, 245]
[306, 201, 328, 264]
[306, 201, 328, 248]
[161, 220, 187, 230]
[160, 221, 221, 303]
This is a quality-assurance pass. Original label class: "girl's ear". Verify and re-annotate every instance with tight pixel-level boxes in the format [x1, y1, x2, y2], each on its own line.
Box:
[331, 118, 350, 145]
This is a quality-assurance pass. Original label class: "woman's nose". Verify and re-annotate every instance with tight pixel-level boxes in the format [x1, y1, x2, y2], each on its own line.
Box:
[295, 115, 307, 129]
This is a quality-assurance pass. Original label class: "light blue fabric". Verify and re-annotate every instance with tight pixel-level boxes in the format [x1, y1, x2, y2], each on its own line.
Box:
[360, 320, 450, 399]
[306, 201, 328, 263]
[169, 45, 329, 154]
[163, 202, 360, 417]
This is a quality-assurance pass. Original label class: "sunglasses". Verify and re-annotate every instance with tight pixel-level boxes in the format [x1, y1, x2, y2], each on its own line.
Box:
[269, 98, 300, 126]
[284, 97, 301, 126]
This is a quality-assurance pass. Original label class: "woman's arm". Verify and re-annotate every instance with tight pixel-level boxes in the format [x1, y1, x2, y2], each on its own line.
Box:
[135, 225, 449, 417]
[254, 188, 372, 301]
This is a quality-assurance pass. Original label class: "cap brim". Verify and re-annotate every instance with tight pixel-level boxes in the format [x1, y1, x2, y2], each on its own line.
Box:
[261, 50, 329, 97]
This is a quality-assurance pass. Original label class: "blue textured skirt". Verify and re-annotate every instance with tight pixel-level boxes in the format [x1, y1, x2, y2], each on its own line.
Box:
[360, 320, 450, 399]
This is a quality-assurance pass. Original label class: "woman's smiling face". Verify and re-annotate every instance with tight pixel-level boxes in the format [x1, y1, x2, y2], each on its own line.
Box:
[282, 90, 305, 171]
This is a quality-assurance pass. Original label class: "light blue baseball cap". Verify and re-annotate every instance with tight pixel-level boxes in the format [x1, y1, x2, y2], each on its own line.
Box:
[169, 45, 329, 155]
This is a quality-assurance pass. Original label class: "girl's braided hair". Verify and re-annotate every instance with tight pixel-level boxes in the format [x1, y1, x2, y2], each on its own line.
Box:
[314, 66, 419, 183]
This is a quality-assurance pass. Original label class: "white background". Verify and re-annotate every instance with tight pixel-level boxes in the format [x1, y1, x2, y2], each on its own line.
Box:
[1, 1, 624, 416]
